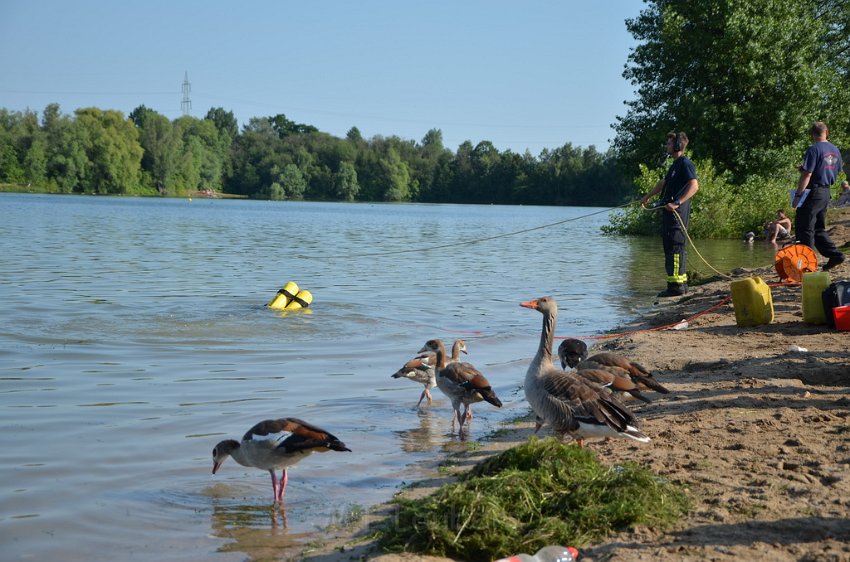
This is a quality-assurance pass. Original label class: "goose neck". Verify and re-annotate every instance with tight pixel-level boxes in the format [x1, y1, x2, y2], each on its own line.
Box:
[536, 309, 556, 368]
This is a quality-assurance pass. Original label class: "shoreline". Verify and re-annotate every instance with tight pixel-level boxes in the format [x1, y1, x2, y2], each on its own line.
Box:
[302, 208, 850, 562]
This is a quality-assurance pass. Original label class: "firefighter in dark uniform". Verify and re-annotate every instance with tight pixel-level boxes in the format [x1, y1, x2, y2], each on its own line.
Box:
[640, 131, 700, 297]
[793, 121, 845, 271]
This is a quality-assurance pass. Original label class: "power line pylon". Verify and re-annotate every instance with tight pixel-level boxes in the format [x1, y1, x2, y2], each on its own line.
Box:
[181, 71, 192, 116]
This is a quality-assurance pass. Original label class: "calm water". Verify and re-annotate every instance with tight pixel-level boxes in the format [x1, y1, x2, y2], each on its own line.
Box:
[0, 194, 776, 561]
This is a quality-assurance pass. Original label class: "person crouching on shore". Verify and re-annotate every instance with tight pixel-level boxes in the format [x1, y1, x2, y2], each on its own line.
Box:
[765, 209, 792, 244]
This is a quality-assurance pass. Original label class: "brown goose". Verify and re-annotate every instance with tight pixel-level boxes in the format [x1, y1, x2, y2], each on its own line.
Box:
[420, 338, 502, 430]
[212, 417, 351, 504]
[519, 296, 650, 447]
[578, 352, 670, 395]
[559, 337, 670, 396]
[391, 339, 468, 407]
[573, 367, 652, 404]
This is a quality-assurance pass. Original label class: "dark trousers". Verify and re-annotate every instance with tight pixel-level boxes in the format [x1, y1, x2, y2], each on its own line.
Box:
[662, 206, 689, 284]
[795, 187, 842, 259]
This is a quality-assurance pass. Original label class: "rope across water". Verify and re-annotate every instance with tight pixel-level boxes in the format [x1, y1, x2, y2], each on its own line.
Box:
[291, 200, 733, 284]
[291, 201, 635, 260]
[288, 198, 758, 339]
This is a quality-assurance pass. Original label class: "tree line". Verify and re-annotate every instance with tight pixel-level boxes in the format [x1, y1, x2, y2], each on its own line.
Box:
[1, 0, 848, 232]
[0, 103, 631, 206]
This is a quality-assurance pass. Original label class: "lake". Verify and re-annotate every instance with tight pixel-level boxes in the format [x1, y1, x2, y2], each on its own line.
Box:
[0, 193, 776, 560]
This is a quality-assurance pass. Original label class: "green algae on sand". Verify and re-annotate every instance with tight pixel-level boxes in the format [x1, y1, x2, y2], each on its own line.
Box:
[378, 437, 689, 561]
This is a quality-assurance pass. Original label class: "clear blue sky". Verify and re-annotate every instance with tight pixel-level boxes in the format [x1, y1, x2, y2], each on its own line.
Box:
[0, 0, 643, 154]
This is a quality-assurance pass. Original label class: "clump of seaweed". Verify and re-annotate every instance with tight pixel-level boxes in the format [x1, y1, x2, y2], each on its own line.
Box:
[378, 437, 689, 561]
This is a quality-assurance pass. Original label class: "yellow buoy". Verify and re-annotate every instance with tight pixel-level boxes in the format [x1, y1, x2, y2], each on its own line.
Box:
[267, 281, 299, 310]
[730, 276, 774, 327]
[284, 289, 313, 310]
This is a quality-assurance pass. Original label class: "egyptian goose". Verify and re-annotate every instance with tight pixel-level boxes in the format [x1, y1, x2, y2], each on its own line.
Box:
[391, 339, 468, 407]
[212, 417, 351, 503]
[559, 337, 670, 396]
[519, 296, 650, 447]
[420, 339, 502, 430]
[557, 338, 588, 369]
[572, 367, 652, 404]
[578, 352, 670, 395]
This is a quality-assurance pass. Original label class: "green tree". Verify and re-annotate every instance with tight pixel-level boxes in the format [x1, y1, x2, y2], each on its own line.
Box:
[270, 113, 318, 138]
[204, 107, 237, 181]
[204, 107, 238, 142]
[277, 163, 307, 199]
[380, 146, 411, 201]
[226, 117, 284, 197]
[174, 116, 226, 192]
[346, 126, 364, 145]
[131, 107, 180, 192]
[821, 0, 850, 81]
[334, 160, 359, 201]
[74, 108, 143, 194]
[0, 110, 26, 183]
[448, 140, 475, 202]
[0, 136, 24, 183]
[42, 104, 88, 193]
[614, 0, 849, 181]
[421, 128, 444, 154]
[23, 136, 48, 185]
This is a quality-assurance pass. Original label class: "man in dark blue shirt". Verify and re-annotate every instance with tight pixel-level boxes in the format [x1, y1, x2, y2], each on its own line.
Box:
[793, 121, 845, 271]
[640, 132, 700, 297]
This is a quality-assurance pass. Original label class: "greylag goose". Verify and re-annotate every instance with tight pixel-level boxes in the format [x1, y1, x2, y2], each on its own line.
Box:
[391, 339, 468, 407]
[420, 339, 502, 430]
[212, 417, 351, 503]
[519, 296, 650, 447]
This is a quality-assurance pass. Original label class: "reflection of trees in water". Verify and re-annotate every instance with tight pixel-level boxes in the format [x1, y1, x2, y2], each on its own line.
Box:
[621, 237, 778, 299]
[210, 500, 315, 561]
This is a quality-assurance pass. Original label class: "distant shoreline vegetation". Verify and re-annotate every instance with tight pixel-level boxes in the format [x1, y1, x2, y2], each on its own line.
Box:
[3, 2, 848, 239]
[0, 102, 838, 240]
[0, 104, 631, 207]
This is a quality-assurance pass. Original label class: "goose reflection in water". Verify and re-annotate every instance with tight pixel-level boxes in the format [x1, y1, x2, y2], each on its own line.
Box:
[209, 500, 315, 560]
[393, 407, 445, 454]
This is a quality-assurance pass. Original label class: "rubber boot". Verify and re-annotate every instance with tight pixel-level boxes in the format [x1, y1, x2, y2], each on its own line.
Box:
[657, 283, 687, 298]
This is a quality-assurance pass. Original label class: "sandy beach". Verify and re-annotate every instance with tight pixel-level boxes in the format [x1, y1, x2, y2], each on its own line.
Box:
[303, 208, 850, 562]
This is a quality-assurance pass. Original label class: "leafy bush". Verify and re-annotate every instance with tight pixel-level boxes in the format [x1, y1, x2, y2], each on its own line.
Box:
[604, 159, 794, 239]
[378, 437, 689, 561]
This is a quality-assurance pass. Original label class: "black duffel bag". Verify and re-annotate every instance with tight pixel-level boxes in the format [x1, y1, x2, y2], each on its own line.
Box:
[822, 280, 850, 329]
